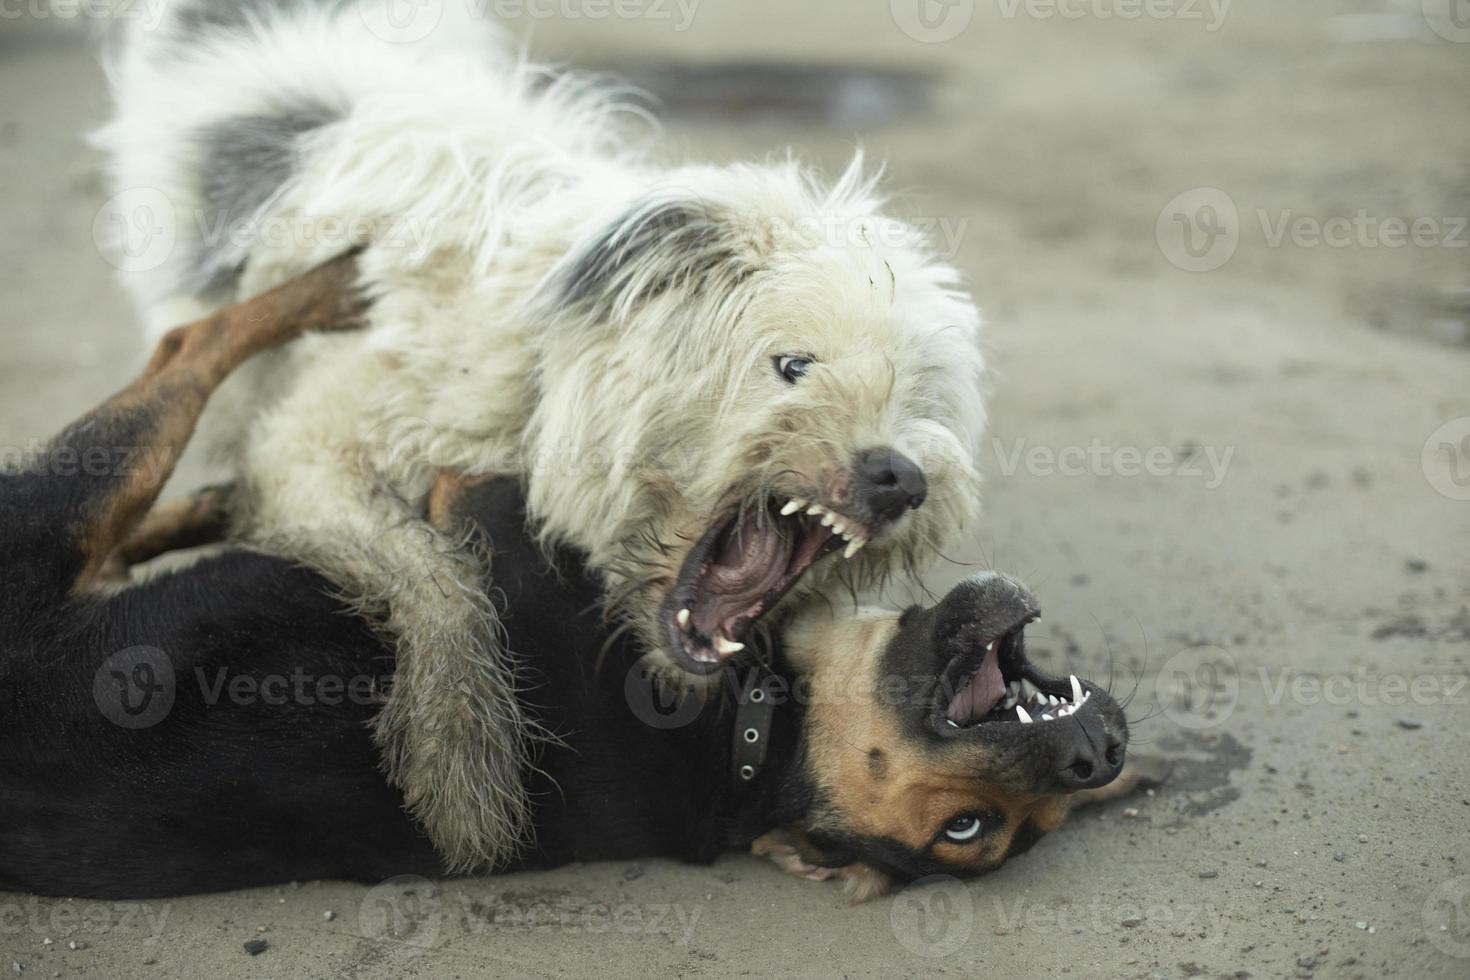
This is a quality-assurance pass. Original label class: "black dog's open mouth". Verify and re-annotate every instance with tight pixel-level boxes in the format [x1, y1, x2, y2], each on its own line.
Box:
[663, 496, 868, 672]
[934, 613, 1095, 731]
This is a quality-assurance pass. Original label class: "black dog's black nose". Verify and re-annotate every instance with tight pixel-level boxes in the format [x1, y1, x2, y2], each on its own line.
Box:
[1055, 725, 1126, 791]
[853, 447, 927, 523]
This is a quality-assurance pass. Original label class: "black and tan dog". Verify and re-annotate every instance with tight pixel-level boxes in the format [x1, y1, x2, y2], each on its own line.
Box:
[0, 258, 1145, 902]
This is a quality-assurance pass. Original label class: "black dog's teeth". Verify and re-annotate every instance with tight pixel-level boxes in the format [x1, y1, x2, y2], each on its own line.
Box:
[1007, 674, 1089, 723]
[947, 674, 1090, 728]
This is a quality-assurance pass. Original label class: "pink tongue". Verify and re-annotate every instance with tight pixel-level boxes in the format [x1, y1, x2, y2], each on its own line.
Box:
[946, 646, 1006, 725]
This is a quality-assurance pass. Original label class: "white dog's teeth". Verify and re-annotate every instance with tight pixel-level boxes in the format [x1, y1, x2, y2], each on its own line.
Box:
[1070, 674, 1084, 705]
[780, 499, 803, 517]
[1041, 713, 1054, 721]
[676, 608, 691, 630]
[806, 504, 825, 517]
[714, 636, 745, 656]
[843, 537, 866, 559]
[1016, 705, 1032, 724]
[821, 513, 836, 528]
[831, 521, 846, 535]
[945, 718, 961, 729]
[1007, 680, 1020, 698]
[1020, 679, 1039, 701]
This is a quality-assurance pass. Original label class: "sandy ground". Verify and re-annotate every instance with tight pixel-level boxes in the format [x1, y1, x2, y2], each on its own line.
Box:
[3, 1, 1469, 977]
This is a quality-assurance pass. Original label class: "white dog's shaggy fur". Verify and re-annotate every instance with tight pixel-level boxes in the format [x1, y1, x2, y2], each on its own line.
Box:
[92, 0, 988, 869]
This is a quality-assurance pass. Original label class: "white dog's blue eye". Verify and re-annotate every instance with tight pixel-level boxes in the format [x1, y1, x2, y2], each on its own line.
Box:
[775, 355, 812, 384]
[943, 815, 984, 843]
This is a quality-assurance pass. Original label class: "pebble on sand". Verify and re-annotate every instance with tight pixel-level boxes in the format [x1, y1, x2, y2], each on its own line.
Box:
[242, 939, 269, 956]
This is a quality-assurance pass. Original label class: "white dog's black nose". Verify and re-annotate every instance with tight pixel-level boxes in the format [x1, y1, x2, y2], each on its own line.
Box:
[854, 448, 927, 523]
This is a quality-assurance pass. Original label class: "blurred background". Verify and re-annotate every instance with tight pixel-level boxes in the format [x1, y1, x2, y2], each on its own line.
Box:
[1, 2, 1467, 978]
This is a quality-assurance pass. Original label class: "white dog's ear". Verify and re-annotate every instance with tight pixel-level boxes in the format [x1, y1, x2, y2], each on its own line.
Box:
[545, 194, 762, 324]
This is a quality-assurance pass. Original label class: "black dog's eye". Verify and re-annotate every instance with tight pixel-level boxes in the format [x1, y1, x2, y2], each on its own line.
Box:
[943, 814, 986, 843]
[774, 354, 813, 384]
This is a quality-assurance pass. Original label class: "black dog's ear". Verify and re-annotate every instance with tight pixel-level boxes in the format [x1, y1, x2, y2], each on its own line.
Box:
[750, 825, 893, 905]
[545, 195, 760, 323]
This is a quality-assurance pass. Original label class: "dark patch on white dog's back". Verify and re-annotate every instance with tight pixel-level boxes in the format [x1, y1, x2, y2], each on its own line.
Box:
[171, 0, 349, 43]
[184, 102, 342, 294]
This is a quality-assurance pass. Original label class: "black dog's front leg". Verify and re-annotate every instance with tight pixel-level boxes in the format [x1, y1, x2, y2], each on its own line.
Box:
[0, 253, 367, 608]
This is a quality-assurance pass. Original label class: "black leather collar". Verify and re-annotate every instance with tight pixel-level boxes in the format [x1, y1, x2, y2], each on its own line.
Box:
[730, 665, 783, 793]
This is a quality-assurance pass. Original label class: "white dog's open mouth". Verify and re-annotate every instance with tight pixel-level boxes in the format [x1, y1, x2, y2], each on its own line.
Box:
[662, 497, 868, 672]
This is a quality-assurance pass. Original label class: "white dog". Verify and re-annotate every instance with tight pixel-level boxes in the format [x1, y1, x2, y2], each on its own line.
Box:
[92, 0, 988, 869]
